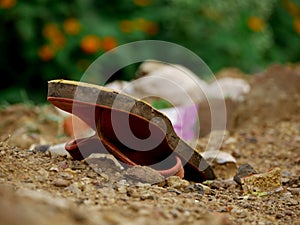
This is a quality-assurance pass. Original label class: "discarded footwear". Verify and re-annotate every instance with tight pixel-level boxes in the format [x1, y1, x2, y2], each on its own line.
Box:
[47, 79, 215, 182]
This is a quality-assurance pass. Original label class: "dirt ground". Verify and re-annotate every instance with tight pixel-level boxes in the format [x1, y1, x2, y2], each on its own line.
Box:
[0, 63, 299, 225]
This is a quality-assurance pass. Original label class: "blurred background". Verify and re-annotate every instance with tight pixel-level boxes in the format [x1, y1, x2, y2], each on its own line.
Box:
[0, 0, 300, 104]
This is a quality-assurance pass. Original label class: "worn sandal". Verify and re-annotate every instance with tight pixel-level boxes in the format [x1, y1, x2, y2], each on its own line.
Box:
[47, 79, 215, 182]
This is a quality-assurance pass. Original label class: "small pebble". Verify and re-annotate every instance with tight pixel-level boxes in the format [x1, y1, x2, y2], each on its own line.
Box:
[234, 163, 257, 185]
[166, 176, 190, 189]
[100, 173, 109, 180]
[87, 171, 98, 178]
[117, 186, 127, 194]
[124, 166, 164, 184]
[34, 144, 50, 152]
[230, 207, 248, 218]
[284, 210, 293, 216]
[183, 183, 211, 194]
[37, 168, 49, 177]
[59, 172, 74, 180]
[85, 153, 123, 170]
[287, 187, 300, 195]
[52, 178, 70, 187]
[67, 183, 82, 195]
[58, 161, 69, 169]
[49, 167, 59, 172]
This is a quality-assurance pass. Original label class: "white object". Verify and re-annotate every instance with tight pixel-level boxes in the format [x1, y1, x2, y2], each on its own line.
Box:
[201, 150, 236, 164]
[208, 77, 250, 101]
[131, 60, 209, 106]
[48, 143, 70, 157]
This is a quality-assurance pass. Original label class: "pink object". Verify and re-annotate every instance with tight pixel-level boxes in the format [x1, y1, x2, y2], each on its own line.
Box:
[161, 104, 198, 141]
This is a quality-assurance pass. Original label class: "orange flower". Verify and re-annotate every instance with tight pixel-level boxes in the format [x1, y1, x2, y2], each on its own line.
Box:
[133, 18, 148, 31]
[0, 0, 16, 9]
[42, 23, 61, 39]
[133, 0, 151, 7]
[294, 18, 300, 34]
[51, 33, 66, 50]
[63, 18, 81, 35]
[102, 37, 117, 51]
[38, 45, 55, 61]
[80, 35, 102, 54]
[282, 0, 300, 17]
[120, 18, 157, 35]
[120, 20, 132, 33]
[145, 22, 159, 35]
[42, 23, 66, 50]
[247, 16, 265, 32]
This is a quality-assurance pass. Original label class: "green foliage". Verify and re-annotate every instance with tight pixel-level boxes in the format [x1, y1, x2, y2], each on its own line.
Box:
[0, 0, 300, 104]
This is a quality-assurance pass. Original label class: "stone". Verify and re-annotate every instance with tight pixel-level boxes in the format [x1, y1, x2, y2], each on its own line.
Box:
[183, 183, 211, 194]
[206, 179, 235, 190]
[48, 143, 70, 157]
[197, 183, 211, 194]
[34, 144, 50, 152]
[84, 153, 123, 170]
[234, 163, 257, 185]
[124, 166, 164, 184]
[287, 187, 300, 195]
[165, 176, 190, 189]
[49, 167, 59, 172]
[240, 167, 282, 194]
[52, 178, 70, 187]
[58, 172, 74, 180]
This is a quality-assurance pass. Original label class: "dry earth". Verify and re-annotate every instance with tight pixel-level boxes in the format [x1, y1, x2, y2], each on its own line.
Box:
[0, 63, 299, 225]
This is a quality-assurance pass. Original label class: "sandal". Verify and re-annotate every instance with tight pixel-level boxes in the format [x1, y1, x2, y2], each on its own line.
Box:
[48, 79, 215, 182]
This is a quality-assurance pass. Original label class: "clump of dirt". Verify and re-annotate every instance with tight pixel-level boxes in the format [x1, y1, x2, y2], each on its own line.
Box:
[0, 104, 69, 149]
[232, 64, 300, 130]
[0, 63, 300, 225]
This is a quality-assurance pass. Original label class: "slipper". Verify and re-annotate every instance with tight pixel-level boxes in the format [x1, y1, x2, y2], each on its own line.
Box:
[47, 79, 215, 182]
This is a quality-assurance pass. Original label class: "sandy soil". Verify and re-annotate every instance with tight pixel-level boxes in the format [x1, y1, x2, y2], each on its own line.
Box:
[0, 63, 299, 225]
